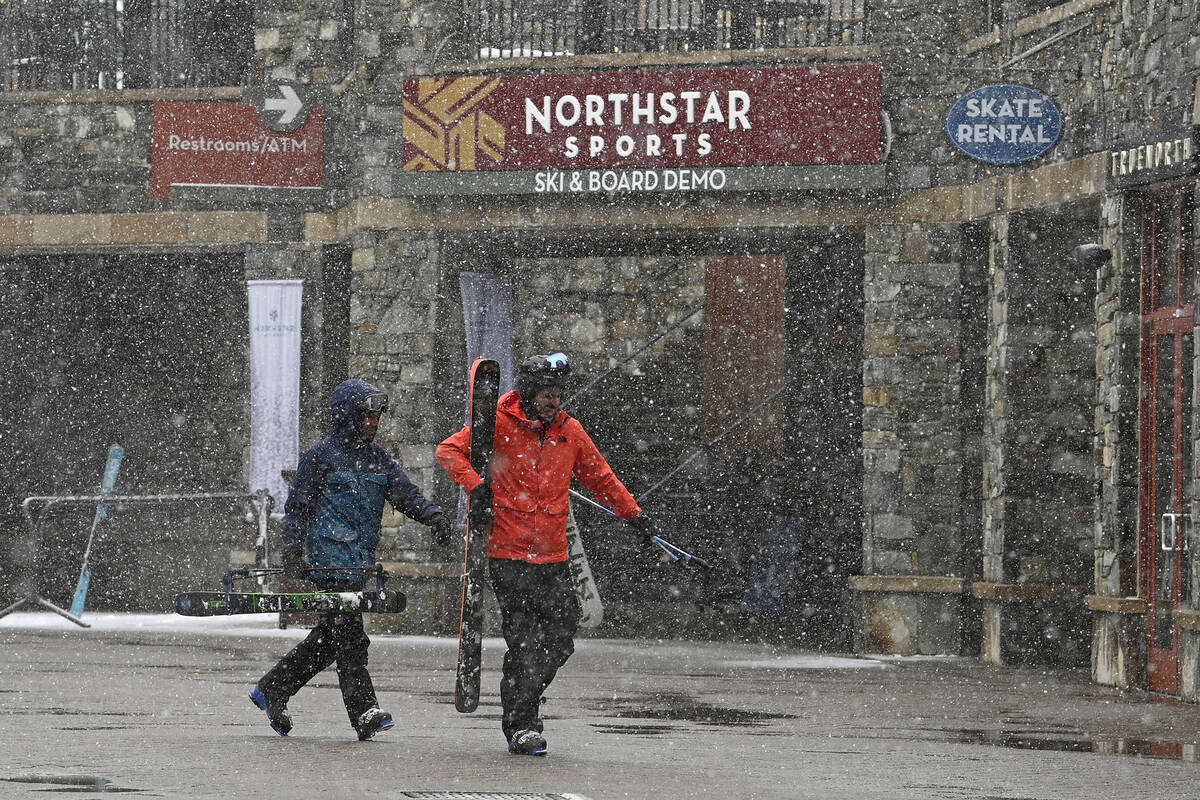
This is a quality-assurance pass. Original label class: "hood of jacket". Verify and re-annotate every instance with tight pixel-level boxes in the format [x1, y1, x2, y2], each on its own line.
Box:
[330, 378, 383, 438]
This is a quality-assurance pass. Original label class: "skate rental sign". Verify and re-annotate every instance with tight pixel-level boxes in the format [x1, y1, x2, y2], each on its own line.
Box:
[945, 83, 1062, 165]
[398, 64, 884, 195]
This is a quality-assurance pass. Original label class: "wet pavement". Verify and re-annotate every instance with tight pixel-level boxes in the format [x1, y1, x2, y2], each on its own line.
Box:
[2, 611, 1200, 799]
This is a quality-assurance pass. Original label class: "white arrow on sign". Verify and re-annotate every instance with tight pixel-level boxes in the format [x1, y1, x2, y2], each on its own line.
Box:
[263, 85, 302, 125]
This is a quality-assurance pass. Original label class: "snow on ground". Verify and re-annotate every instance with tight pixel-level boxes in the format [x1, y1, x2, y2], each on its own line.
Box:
[723, 653, 890, 669]
[0, 611, 895, 670]
[0, 610, 458, 647]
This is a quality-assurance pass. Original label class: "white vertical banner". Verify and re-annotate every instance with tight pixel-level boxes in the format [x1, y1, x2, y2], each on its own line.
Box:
[247, 280, 303, 511]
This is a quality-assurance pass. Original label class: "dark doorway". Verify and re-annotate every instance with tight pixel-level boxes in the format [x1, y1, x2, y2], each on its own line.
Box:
[1, 252, 250, 610]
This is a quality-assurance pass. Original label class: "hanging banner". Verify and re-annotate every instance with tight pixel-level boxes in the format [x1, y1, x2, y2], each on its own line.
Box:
[247, 280, 303, 511]
[460, 272, 515, 397]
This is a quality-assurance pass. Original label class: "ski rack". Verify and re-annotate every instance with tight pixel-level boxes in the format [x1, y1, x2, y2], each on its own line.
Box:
[219, 564, 391, 615]
[1, 491, 270, 629]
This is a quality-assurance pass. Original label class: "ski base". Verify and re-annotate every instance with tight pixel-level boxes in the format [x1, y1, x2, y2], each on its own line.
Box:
[454, 357, 500, 713]
[565, 504, 603, 628]
[174, 589, 406, 617]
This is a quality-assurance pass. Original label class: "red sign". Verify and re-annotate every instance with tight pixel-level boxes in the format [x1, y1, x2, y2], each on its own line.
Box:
[402, 65, 881, 173]
[151, 102, 324, 200]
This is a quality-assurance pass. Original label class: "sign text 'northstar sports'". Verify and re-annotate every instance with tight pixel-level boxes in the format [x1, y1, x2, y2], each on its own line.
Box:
[524, 89, 752, 161]
[400, 65, 882, 194]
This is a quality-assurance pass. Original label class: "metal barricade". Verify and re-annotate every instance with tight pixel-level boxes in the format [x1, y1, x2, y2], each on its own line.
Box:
[1, 490, 272, 629]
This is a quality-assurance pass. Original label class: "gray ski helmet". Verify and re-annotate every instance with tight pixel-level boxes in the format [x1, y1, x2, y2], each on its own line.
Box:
[515, 352, 571, 402]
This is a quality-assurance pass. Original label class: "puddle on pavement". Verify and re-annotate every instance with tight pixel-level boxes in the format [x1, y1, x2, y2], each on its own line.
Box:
[588, 691, 797, 736]
[947, 729, 1198, 761]
[2, 775, 143, 793]
[0, 708, 148, 717]
[590, 723, 680, 736]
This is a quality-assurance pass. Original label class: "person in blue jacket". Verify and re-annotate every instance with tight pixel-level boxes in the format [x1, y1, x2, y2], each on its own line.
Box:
[250, 378, 450, 741]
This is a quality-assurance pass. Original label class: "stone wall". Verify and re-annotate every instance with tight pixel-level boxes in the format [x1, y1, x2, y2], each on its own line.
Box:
[862, 222, 969, 578]
[0, 98, 152, 214]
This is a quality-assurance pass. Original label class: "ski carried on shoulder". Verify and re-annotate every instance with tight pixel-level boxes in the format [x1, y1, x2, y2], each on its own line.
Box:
[455, 357, 500, 713]
[174, 589, 407, 616]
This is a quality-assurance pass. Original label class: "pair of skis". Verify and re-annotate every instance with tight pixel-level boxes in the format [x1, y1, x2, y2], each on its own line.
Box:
[70, 444, 126, 618]
[174, 566, 407, 616]
[453, 360, 604, 712]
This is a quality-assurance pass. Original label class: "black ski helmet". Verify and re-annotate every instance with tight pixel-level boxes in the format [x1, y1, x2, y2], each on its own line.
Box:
[515, 352, 571, 403]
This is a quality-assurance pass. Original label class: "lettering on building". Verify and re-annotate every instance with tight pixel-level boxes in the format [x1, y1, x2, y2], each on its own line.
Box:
[1107, 129, 1198, 189]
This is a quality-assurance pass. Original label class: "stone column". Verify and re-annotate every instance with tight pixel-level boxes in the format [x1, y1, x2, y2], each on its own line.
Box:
[1088, 193, 1146, 688]
[980, 213, 1009, 664]
[347, 228, 445, 560]
[853, 221, 968, 655]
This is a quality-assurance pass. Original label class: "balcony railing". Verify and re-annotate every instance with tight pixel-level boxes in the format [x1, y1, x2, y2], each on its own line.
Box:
[1, 0, 254, 92]
[465, 0, 868, 59]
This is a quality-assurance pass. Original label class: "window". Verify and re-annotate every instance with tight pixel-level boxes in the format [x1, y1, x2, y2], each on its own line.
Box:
[1, 0, 254, 91]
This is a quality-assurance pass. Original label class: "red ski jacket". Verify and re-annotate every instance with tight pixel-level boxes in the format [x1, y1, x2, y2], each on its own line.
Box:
[436, 390, 641, 563]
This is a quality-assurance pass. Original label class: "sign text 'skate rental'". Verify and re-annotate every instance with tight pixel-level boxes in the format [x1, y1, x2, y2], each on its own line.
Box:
[945, 84, 1062, 165]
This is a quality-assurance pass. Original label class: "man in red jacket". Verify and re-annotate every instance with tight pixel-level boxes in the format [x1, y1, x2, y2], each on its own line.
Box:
[436, 352, 652, 755]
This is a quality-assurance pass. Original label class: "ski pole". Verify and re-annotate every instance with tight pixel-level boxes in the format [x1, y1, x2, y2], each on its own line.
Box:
[567, 488, 713, 570]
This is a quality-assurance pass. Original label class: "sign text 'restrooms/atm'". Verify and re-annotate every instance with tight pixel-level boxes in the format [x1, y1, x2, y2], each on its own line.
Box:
[151, 102, 324, 200]
[400, 65, 883, 195]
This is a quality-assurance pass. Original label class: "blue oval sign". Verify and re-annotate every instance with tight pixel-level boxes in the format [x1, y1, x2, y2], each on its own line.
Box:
[945, 84, 1062, 165]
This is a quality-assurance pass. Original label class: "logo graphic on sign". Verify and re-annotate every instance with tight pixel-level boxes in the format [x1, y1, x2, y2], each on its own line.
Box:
[945, 84, 1062, 165]
[404, 77, 506, 171]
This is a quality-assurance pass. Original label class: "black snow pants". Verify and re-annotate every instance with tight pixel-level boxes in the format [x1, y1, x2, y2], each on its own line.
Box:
[257, 589, 378, 726]
[488, 558, 582, 741]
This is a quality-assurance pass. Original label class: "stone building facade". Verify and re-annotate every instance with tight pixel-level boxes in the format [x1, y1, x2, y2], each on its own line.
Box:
[2, 0, 1199, 698]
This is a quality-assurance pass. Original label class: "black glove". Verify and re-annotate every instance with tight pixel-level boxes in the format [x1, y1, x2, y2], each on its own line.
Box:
[282, 549, 306, 580]
[469, 481, 493, 509]
[628, 514, 656, 540]
[427, 512, 452, 546]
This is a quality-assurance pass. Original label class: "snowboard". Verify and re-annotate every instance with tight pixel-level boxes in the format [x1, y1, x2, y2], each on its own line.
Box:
[455, 358, 500, 713]
[565, 503, 603, 628]
[174, 589, 407, 616]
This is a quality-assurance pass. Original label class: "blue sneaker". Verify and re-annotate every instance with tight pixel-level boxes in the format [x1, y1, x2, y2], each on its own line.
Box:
[354, 707, 394, 741]
[507, 729, 547, 755]
[249, 685, 292, 736]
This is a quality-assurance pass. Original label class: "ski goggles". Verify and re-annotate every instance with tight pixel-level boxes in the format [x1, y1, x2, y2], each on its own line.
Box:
[523, 352, 571, 375]
[356, 393, 389, 414]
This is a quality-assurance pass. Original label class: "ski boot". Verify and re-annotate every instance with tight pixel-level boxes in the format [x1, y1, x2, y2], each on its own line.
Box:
[507, 728, 548, 756]
[355, 707, 394, 741]
[249, 685, 293, 736]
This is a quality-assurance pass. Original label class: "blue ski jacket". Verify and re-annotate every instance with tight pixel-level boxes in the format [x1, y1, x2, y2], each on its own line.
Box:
[282, 378, 442, 584]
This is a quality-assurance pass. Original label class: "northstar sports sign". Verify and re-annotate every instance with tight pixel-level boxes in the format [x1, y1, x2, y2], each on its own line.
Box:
[398, 65, 885, 195]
